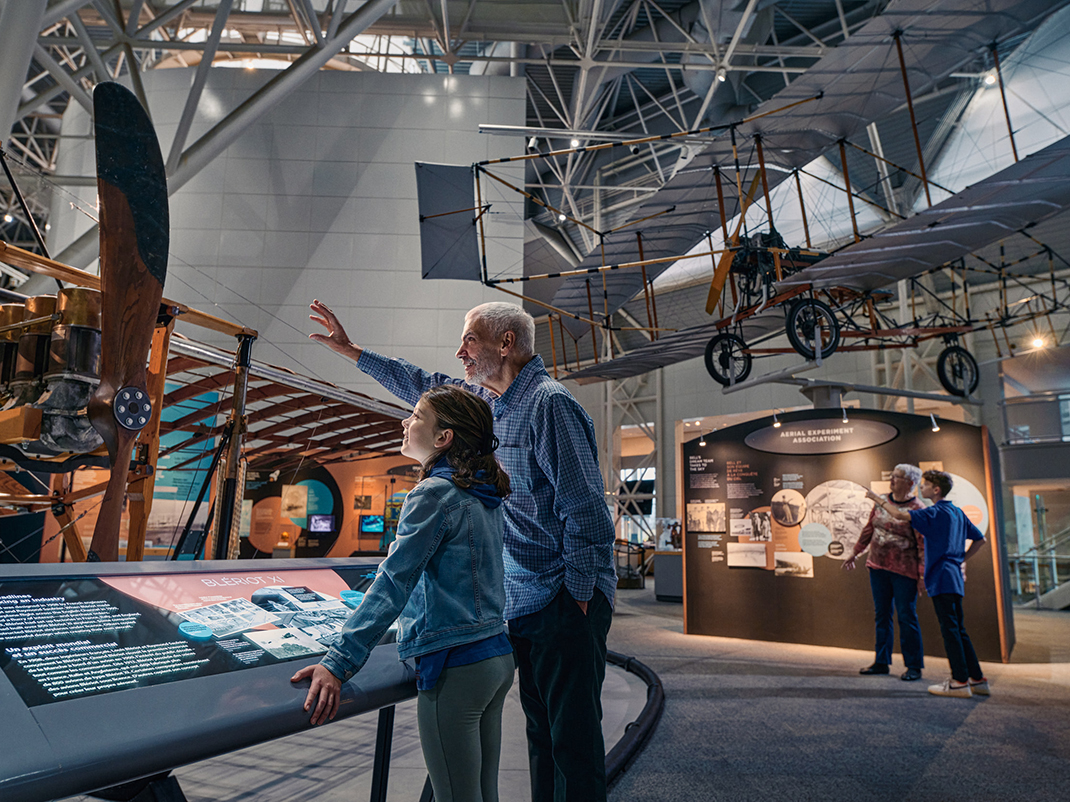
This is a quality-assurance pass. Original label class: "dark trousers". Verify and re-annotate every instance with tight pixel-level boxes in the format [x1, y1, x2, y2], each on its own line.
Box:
[931, 593, 983, 683]
[508, 587, 612, 802]
[869, 568, 923, 669]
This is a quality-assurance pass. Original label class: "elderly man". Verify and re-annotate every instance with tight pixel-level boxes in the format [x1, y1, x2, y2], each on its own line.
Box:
[309, 299, 617, 802]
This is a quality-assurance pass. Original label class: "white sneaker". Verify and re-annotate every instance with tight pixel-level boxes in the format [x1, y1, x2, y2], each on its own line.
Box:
[928, 678, 972, 698]
[969, 678, 990, 696]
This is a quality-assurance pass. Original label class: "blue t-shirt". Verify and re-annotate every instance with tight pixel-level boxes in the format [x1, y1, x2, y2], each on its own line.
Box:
[909, 499, 985, 596]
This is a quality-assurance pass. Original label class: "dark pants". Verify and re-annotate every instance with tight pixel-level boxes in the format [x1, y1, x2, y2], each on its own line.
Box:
[508, 587, 612, 802]
[931, 593, 983, 683]
[869, 568, 923, 669]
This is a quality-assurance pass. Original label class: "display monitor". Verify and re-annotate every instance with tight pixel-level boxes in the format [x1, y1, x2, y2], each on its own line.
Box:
[360, 515, 385, 533]
[307, 514, 335, 533]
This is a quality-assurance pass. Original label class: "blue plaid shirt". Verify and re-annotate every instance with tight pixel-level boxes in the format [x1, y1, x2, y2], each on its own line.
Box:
[357, 350, 616, 619]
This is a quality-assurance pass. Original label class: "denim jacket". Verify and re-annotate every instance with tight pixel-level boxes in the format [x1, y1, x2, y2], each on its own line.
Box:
[321, 476, 506, 681]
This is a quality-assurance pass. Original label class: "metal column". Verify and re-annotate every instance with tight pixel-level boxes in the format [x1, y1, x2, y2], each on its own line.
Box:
[0, 0, 49, 146]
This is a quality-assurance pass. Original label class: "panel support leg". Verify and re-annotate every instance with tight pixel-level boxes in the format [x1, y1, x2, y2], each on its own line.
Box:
[369, 704, 396, 802]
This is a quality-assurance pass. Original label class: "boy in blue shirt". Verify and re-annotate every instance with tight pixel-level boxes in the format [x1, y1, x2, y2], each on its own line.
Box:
[867, 469, 988, 698]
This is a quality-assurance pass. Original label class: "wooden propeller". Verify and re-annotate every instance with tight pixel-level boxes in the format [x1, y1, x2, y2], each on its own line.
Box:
[705, 172, 763, 315]
[87, 82, 169, 562]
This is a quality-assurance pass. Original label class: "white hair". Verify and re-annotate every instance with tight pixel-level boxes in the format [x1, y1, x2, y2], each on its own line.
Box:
[468, 302, 535, 357]
[895, 463, 922, 488]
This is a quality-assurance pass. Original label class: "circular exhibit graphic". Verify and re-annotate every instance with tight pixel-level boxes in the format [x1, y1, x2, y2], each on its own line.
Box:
[798, 523, 834, 556]
[771, 488, 807, 526]
[946, 473, 990, 535]
[803, 480, 873, 561]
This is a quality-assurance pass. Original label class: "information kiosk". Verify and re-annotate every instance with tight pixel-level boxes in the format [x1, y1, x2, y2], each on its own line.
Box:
[0, 558, 416, 802]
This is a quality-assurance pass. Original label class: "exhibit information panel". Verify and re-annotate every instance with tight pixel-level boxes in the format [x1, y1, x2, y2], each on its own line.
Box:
[0, 566, 377, 706]
[0, 559, 415, 802]
[681, 409, 1013, 661]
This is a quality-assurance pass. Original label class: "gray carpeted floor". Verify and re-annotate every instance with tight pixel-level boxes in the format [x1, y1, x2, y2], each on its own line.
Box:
[607, 584, 1070, 802]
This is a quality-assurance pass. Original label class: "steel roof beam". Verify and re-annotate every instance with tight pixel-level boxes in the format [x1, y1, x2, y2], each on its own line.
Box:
[0, 0, 49, 146]
[168, 0, 398, 193]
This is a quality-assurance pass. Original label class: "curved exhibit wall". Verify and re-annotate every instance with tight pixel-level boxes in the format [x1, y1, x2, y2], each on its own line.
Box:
[681, 408, 1013, 662]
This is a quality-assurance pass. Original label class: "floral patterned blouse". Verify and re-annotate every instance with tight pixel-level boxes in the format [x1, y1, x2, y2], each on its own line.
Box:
[851, 494, 926, 579]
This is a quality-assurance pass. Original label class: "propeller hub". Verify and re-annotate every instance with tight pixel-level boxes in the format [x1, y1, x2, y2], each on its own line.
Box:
[114, 387, 152, 430]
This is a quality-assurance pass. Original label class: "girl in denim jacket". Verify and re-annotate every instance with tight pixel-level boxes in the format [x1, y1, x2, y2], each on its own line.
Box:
[292, 385, 513, 802]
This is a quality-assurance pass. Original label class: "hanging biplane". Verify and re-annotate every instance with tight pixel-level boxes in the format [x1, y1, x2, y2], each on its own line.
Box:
[0, 83, 407, 564]
[415, 0, 1070, 399]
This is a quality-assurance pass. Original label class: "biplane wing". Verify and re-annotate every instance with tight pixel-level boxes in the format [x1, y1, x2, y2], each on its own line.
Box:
[777, 133, 1070, 292]
[564, 313, 786, 384]
[545, 0, 1068, 339]
[563, 132, 1070, 383]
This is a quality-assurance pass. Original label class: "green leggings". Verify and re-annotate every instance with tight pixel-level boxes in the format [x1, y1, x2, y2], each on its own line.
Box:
[417, 652, 515, 802]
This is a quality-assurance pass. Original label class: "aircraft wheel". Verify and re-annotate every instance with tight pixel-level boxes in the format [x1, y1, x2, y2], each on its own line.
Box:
[937, 345, 979, 397]
[705, 333, 752, 387]
[786, 298, 840, 360]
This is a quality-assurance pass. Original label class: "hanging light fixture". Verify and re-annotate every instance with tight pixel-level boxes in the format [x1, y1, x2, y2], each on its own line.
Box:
[841, 405, 849, 423]
[772, 411, 781, 428]
[930, 413, 941, 432]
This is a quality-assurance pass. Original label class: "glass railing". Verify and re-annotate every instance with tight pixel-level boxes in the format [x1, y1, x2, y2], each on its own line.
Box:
[1001, 392, 1070, 445]
[1006, 527, 1070, 607]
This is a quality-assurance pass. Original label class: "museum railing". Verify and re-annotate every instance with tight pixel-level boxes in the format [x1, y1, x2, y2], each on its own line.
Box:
[1001, 393, 1070, 445]
[1006, 526, 1070, 607]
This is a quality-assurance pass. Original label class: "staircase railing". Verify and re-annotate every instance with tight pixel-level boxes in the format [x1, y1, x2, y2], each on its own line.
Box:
[1006, 525, 1070, 607]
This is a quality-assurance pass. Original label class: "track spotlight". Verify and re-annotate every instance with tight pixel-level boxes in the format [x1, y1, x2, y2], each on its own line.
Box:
[629, 144, 641, 155]
[527, 136, 538, 149]
[841, 405, 848, 423]
[2, 214, 12, 223]
[699, 431, 706, 446]
[1033, 337, 1045, 348]
[772, 411, 781, 428]
[569, 138, 580, 148]
[557, 212, 567, 222]
[930, 413, 941, 433]
[716, 67, 727, 83]
[983, 71, 997, 86]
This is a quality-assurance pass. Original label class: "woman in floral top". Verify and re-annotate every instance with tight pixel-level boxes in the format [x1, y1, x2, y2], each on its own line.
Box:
[844, 464, 926, 681]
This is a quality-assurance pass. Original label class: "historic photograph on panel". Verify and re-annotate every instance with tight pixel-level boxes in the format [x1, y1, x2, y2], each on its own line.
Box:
[770, 488, 807, 526]
[243, 627, 327, 660]
[774, 552, 815, 578]
[727, 541, 768, 568]
[802, 480, 874, 560]
[730, 517, 752, 537]
[687, 501, 726, 533]
[281, 484, 309, 518]
[749, 510, 772, 542]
